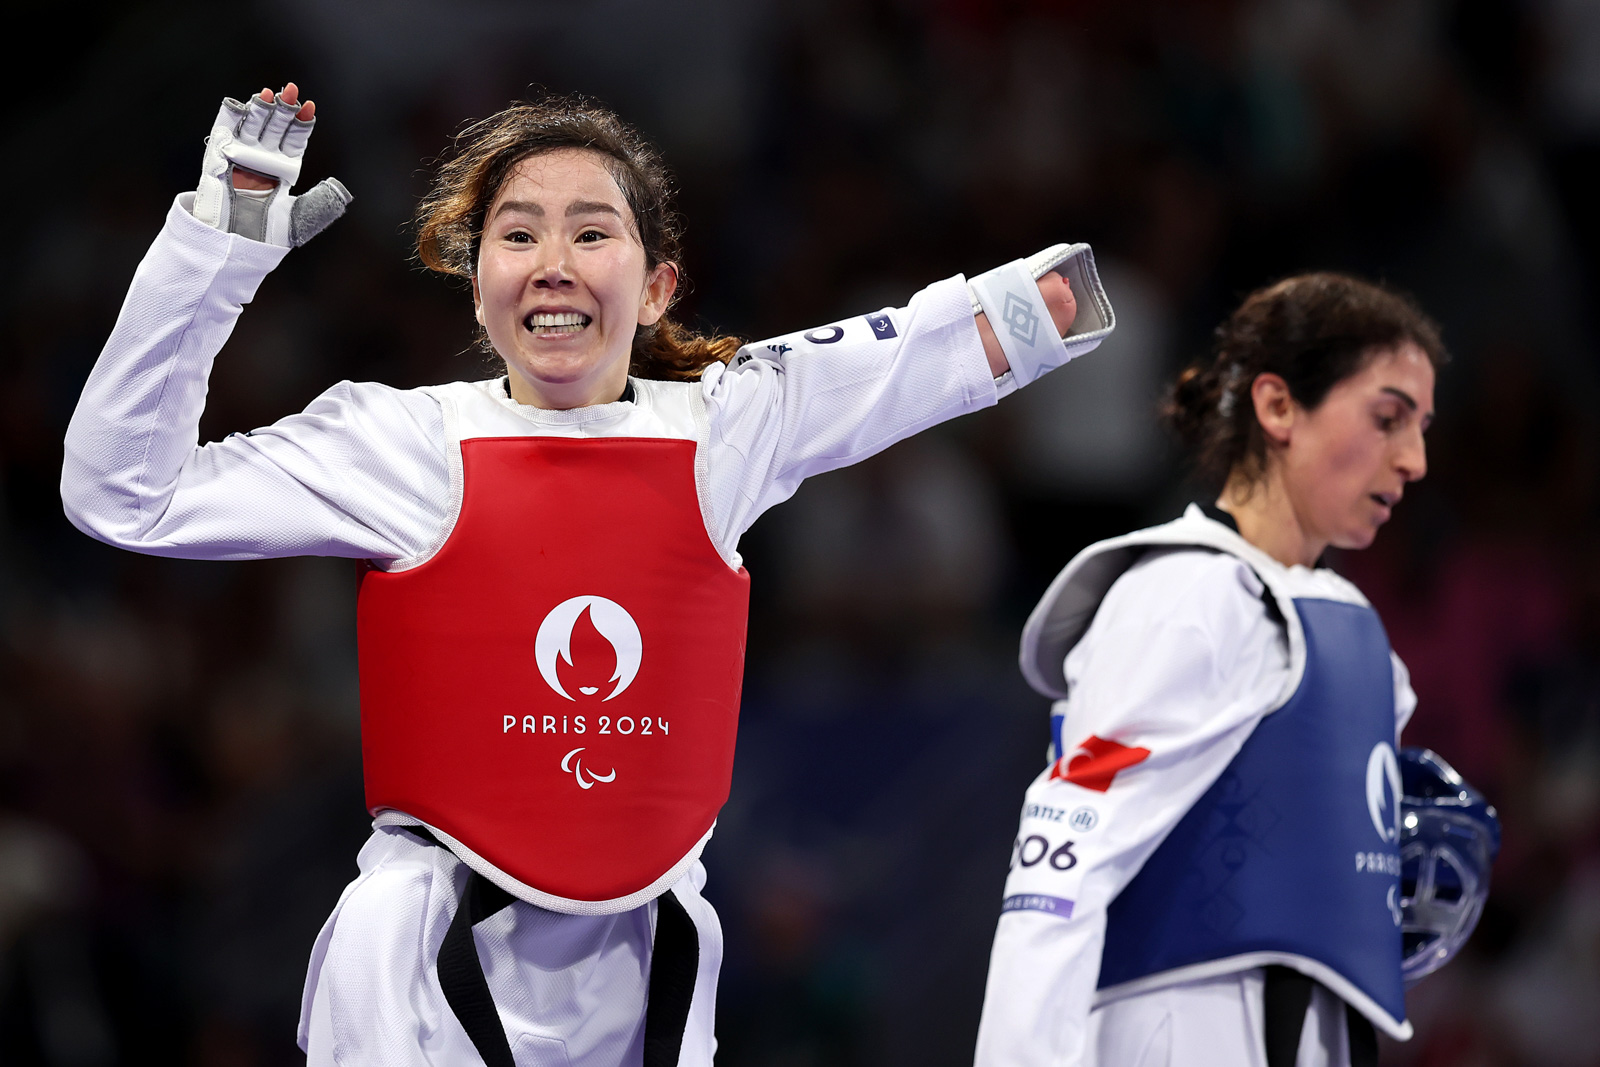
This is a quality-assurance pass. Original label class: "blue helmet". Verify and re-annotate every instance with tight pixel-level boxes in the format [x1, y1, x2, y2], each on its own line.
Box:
[1398, 747, 1501, 984]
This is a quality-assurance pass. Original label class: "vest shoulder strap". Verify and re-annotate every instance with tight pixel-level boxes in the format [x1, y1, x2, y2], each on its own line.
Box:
[1018, 505, 1308, 705]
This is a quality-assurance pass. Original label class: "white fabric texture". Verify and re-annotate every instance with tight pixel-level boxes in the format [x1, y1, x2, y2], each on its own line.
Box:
[61, 198, 1005, 1066]
[974, 534, 1416, 1067]
[1086, 970, 1354, 1067]
[300, 827, 722, 1067]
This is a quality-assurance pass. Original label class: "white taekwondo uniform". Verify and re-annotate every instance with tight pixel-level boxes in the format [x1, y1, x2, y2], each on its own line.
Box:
[62, 197, 1021, 1067]
[974, 507, 1416, 1067]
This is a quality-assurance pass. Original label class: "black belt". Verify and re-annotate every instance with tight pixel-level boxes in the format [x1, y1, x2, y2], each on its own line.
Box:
[1262, 965, 1378, 1067]
[405, 826, 699, 1067]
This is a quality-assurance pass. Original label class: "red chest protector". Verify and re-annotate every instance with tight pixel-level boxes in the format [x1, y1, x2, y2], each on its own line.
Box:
[357, 436, 750, 913]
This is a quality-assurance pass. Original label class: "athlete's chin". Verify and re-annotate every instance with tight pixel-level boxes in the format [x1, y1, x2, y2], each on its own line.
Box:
[511, 353, 607, 387]
[1332, 524, 1380, 553]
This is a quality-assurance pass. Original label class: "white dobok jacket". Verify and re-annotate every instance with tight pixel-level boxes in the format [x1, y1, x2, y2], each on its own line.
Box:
[62, 197, 1022, 1067]
[975, 508, 1416, 1067]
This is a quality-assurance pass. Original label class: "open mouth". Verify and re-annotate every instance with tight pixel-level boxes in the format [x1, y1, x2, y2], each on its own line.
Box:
[523, 311, 592, 334]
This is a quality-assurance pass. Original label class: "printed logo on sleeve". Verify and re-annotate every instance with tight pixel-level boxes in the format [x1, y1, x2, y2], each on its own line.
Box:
[1049, 735, 1151, 793]
[863, 312, 897, 339]
[1001, 893, 1074, 919]
[734, 343, 789, 370]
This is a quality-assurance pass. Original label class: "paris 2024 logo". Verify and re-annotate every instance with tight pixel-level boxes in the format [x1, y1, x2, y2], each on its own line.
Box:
[511, 596, 669, 790]
[535, 595, 642, 701]
[1360, 741, 1404, 924]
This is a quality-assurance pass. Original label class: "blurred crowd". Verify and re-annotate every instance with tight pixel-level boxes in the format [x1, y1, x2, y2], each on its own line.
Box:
[2, 0, 1597, 1064]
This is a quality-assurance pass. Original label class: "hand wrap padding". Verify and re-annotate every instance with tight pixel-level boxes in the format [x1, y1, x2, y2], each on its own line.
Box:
[192, 89, 351, 247]
[968, 243, 1115, 386]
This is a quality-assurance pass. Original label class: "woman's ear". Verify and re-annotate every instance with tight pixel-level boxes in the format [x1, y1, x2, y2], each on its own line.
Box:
[471, 275, 485, 328]
[638, 262, 679, 326]
[1251, 372, 1296, 446]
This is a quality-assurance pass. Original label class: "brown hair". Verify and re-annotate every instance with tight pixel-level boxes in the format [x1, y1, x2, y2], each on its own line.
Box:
[415, 95, 741, 381]
[1163, 272, 1448, 489]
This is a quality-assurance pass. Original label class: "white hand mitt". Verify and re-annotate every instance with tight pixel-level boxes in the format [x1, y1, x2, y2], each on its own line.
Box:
[192, 89, 351, 247]
[969, 243, 1116, 387]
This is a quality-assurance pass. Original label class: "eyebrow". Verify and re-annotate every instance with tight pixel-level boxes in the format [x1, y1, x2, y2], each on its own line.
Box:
[490, 199, 543, 220]
[1382, 385, 1435, 427]
[566, 200, 622, 219]
[489, 199, 624, 222]
[1381, 387, 1418, 411]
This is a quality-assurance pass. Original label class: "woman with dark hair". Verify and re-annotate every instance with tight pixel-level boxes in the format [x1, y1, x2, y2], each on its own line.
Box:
[60, 84, 1113, 1065]
[975, 274, 1447, 1067]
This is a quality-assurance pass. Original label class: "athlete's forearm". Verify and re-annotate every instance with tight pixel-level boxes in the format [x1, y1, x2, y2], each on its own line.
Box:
[62, 198, 287, 549]
[974, 904, 1107, 1067]
[697, 274, 998, 543]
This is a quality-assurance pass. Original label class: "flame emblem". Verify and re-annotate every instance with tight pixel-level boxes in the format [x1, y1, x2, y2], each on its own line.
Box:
[535, 596, 642, 701]
[1366, 742, 1402, 843]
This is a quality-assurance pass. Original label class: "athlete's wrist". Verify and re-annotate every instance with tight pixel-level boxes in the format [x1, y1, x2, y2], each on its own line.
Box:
[968, 243, 1116, 387]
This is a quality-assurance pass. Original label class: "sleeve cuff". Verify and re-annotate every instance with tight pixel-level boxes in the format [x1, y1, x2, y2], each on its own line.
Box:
[934, 273, 1004, 410]
[165, 192, 291, 301]
[170, 192, 291, 269]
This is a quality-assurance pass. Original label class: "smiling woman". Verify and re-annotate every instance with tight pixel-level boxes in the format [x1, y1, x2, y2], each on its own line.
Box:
[466, 150, 681, 409]
[977, 275, 1471, 1067]
[59, 84, 1116, 1067]
[416, 99, 742, 405]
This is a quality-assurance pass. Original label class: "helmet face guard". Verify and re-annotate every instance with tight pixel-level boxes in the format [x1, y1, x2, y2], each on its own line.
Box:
[1398, 748, 1501, 985]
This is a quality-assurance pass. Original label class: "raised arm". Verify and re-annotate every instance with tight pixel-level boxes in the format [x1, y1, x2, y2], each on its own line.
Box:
[971, 243, 1115, 382]
[61, 86, 443, 562]
[699, 243, 1116, 544]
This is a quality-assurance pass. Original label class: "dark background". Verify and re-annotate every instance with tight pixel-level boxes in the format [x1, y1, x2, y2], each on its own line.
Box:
[3, 0, 1598, 1063]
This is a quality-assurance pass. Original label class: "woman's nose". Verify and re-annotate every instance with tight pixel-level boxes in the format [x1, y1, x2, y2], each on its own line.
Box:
[1398, 429, 1428, 482]
[531, 248, 572, 287]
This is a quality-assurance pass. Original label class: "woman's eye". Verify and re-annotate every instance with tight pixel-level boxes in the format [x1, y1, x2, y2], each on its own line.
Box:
[1376, 413, 1398, 432]
[506, 231, 533, 244]
[577, 229, 607, 243]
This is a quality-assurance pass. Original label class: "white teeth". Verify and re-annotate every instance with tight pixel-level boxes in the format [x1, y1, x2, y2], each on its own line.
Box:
[525, 312, 591, 330]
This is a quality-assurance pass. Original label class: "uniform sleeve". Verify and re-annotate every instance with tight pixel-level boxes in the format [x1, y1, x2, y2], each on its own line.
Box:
[696, 275, 999, 542]
[973, 550, 1290, 1067]
[61, 197, 449, 562]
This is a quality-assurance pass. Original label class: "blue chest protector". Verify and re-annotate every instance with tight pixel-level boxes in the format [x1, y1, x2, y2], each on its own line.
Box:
[1096, 594, 1407, 1028]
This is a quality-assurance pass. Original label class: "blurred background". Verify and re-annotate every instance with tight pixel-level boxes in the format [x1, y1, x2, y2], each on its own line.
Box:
[3, 0, 1598, 1063]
